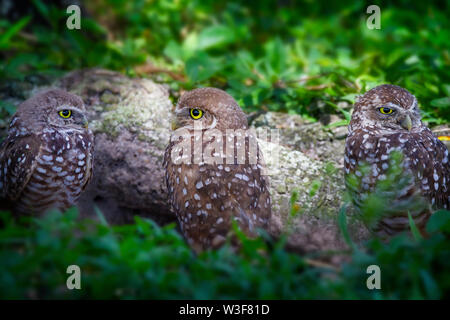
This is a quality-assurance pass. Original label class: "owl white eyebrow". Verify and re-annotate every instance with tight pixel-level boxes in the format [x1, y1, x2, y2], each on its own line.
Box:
[409, 98, 418, 110]
[176, 107, 191, 115]
[207, 116, 217, 130]
[380, 102, 400, 109]
[56, 106, 84, 114]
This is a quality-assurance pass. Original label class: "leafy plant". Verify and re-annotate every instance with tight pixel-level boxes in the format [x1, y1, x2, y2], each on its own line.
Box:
[0, 0, 448, 123]
[0, 207, 449, 299]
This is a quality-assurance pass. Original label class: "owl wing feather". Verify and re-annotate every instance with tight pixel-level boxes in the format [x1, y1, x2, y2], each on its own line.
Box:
[345, 128, 449, 235]
[403, 128, 450, 209]
[79, 133, 94, 193]
[164, 133, 271, 251]
[0, 134, 42, 202]
[206, 133, 271, 239]
[192, 161, 270, 249]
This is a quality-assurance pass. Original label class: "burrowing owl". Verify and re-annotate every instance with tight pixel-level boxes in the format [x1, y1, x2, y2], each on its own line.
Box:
[164, 87, 271, 251]
[345, 84, 449, 238]
[0, 89, 94, 215]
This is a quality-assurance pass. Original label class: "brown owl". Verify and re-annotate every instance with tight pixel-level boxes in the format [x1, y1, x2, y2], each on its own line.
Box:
[0, 89, 94, 215]
[164, 87, 271, 252]
[345, 84, 449, 238]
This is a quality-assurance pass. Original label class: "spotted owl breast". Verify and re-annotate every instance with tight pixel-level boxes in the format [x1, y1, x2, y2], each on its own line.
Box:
[16, 130, 93, 215]
[344, 128, 448, 237]
[165, 128, 271, 250]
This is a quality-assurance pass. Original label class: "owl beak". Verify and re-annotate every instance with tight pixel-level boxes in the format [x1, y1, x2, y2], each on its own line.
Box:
[80, 115, 89, 129]
[400, 114, 412, 131]
[171, 120, 179, 130]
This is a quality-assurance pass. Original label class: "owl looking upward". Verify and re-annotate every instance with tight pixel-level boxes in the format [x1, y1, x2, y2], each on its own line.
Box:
[0, 89, 94, 215]
[164, 88, 271, 252]
[345, 84, 449, 238]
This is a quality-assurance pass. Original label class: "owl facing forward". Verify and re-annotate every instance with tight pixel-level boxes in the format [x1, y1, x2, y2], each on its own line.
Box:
[345, 84, 449, 238]
[0, 89, 94, 215]
[164, 88, 271, 252]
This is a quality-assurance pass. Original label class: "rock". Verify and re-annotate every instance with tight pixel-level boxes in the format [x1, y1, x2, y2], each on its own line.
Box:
[252, 114, 368, 258]
[2, 70, 448, 259]
[0, 69, 389, 256]
[251, 112, 347, 166]
[1, 69, 174, 225]
[55, 69, 175, 225]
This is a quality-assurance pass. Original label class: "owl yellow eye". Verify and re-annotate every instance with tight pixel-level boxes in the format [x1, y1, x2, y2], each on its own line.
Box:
[58, 110, 72, 119]
[378, 107, 394, 115]
[190, 108, 203, 120]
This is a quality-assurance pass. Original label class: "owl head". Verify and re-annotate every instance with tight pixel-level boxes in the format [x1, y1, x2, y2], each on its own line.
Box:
[14, 89, 88, 132]
[350, 84, 422, 133]
[172, 87, 248, 131]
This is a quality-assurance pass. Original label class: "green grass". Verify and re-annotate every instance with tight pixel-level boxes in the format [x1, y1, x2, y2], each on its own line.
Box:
[0, 207, 449, 299]
[0, 0, 449, 123]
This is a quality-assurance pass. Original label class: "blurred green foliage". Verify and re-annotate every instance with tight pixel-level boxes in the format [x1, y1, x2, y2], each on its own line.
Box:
[0, 0, 449, 123]
[0, 207, 449, 299]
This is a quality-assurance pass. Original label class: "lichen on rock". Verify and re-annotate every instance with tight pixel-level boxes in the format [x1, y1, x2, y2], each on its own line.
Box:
[253, 115, 368, 258]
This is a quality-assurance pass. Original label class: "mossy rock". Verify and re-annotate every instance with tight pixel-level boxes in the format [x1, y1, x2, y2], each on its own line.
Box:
[0, 69, 377, 256]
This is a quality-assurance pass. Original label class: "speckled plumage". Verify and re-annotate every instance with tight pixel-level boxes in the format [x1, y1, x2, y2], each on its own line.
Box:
[0, 89, 94, 215]
[345, 84, 449, 237]
[164, 88, 271, 251]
